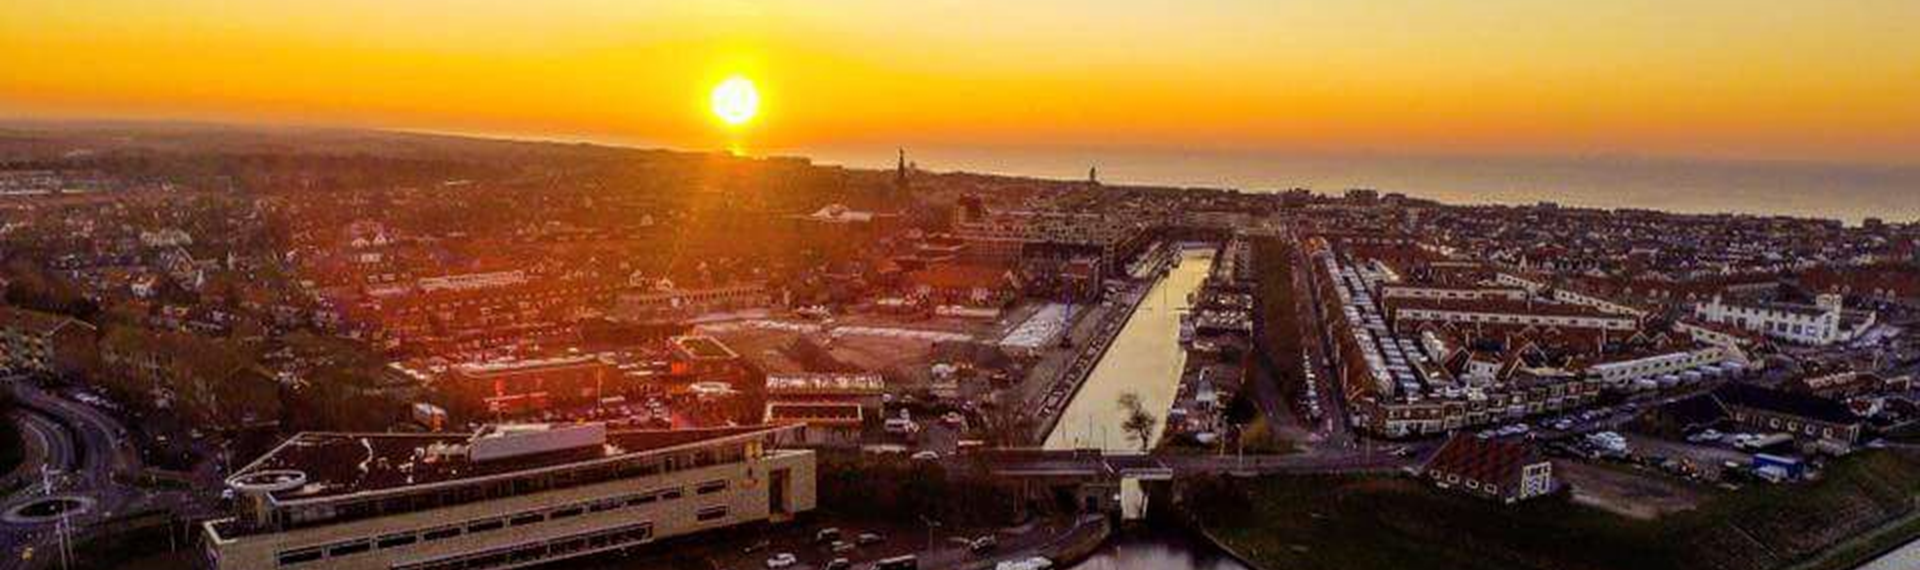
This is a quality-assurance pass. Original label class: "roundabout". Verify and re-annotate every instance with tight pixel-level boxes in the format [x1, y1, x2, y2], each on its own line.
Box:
[2, 495, 95, 525]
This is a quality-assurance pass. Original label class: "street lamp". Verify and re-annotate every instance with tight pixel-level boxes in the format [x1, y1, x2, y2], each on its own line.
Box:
[919, 515, 941, 554]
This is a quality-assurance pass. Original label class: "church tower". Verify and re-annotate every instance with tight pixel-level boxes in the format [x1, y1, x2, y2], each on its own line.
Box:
[894, 148, 911, 195]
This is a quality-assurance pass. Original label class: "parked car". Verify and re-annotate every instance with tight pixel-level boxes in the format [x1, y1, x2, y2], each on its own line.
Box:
[815, 528, 842, 543]
[970, 536, 999, 553]
[856, 532, 885, 546]
[766, 553, 798, 569]
[825, 559, 853, 570]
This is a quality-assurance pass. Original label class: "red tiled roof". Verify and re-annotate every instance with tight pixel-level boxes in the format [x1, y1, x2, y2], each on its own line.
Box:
[1422, 433, 1543, 491]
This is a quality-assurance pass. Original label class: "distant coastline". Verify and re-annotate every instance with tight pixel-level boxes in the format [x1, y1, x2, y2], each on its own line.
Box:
[5, 119, 1913, 224]
[803, 144, 1920, 224]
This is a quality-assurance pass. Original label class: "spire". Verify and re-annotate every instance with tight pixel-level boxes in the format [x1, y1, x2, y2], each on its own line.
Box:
[1088, 165, 1099, 186]
[895, 148, 910, 190]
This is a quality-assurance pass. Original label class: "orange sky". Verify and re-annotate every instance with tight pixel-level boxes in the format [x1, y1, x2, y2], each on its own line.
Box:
[4, 1, 1918, 164]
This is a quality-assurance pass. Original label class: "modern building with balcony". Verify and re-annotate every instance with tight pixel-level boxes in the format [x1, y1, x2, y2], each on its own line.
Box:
[202, 423, 814, 570]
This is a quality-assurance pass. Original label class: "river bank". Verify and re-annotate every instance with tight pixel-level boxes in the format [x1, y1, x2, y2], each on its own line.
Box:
[1045, 251, 1215, 451]
[1855, 534, 1920, 570]
[1794, 512, 1920, 570]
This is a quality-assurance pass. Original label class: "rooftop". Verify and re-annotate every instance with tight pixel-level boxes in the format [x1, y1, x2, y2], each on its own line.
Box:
[1385, 297, 1632, 320]
[230, 424, 784, 503]
[764, 402, 863, 426]
[765, 372, 886, 395]
[1715, 383, 1861, 425]
[671, 335, 739, 360]
[1423, 433, 1544, 485]
[449, 356, 608, 378]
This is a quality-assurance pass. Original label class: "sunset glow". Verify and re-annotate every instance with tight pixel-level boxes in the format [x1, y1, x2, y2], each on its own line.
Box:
[3, 1, 1918, 163]
[711, 77, 759, 127]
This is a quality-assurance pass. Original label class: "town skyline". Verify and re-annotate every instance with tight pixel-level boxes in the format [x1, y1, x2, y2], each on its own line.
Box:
[4, 4, 1920, 570]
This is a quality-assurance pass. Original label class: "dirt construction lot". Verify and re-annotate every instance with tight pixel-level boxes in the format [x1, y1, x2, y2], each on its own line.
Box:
[710, 326, 943, 378]
[1557, 460, 1712, 520]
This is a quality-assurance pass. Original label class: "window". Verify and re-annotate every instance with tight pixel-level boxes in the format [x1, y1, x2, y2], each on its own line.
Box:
[468, 519, 505, 533]
[422, 527, 462, 541]
[697, 506, 728, 522]
[277, 549, 324, 567]
[509, 513, 545, 526]
[696, 480, 728, 495]
[377, 534, 419, 549]
[626, 494, 657, 507]
[660, 489, 684, 501]
[328, 541, 372, 557]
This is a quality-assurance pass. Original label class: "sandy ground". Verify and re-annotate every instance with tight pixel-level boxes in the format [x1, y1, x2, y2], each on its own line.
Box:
[1556, 460, 1711, 520]
[708, 323, 957, 380]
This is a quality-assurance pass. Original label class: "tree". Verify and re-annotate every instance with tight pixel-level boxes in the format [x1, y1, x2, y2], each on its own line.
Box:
[980, 395, 1036, 448]
[1118, 392, 1158, 451]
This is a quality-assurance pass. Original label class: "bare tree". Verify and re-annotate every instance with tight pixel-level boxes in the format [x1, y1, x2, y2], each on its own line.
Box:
[1118, 392, 1158, 451]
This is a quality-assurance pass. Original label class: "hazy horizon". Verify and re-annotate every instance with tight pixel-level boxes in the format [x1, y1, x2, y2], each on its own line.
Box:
[806, 143, 1920, 224]
[5, 117, 1914, 224]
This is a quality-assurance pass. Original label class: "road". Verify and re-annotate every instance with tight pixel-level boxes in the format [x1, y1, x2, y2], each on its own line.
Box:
[1291, 242, 1356, 448]
[2, 412, 63, 492]
[983, 447, 1413, 480]
[1, 378, 182, 570]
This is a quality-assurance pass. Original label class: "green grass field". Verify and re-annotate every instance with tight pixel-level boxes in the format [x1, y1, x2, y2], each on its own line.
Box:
[1196, 450, 1920, 570]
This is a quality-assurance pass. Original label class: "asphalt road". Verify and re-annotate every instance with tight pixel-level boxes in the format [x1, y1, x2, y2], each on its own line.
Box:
[1, 378, 178, 570]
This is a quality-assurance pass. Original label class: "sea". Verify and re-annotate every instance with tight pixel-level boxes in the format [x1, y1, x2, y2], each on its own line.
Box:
[800, 145, 1920, 225]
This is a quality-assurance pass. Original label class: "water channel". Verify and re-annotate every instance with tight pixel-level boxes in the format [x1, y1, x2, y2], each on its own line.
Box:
[1042, 249, 1251, 570]
[1063, 528, 1253, 570]
[1044, 250, 1215, 451]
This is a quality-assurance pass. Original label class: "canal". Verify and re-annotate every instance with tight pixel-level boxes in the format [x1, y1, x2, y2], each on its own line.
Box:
[1044, 250, 1216, 451]
[1064, 528, 1253, 570]
[1042, 249, 1250, 570]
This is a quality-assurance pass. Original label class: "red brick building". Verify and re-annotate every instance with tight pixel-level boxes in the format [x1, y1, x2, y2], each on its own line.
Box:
[1420, 434, 1556, 503]
[442, 356, 617, 417]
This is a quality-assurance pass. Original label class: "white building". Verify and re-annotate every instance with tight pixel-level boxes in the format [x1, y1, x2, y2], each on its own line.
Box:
[1693, 294, 1876, 346]
[417, 270, 528, 293]
[203, 423, 814, 570]
[1379, 285, 1528, 302]
[617, 279, 771, 319]
[1587, 345, 1742, 389]
[1385, 298, 1639, 332]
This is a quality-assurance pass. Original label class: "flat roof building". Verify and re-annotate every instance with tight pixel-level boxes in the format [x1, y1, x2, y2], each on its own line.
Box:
[203, 423, 814, 570]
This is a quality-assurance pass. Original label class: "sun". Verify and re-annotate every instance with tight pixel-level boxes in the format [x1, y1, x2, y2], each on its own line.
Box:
[711, 76, 759, 127]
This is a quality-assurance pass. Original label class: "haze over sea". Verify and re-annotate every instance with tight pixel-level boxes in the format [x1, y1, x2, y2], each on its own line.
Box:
[803, 145, 1920, 225]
